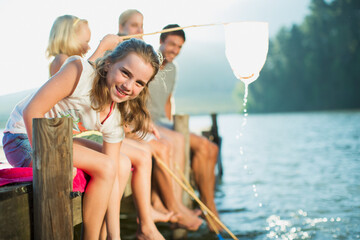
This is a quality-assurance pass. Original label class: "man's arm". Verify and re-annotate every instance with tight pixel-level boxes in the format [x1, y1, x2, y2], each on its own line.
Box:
[165, 94, 173, 121]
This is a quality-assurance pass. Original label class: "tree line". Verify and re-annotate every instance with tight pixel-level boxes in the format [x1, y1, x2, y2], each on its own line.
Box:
[235, 0, 360, 113]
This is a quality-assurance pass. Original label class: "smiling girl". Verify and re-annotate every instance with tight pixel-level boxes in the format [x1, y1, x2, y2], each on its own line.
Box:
[2, 38, 161, 239]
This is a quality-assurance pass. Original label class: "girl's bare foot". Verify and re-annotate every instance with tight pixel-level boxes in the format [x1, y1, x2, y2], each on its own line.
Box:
[192, 208, 202, 216]
[172, 209, 203, 231]
[151, 206, 174, 223]
[136, 222, 165, 240]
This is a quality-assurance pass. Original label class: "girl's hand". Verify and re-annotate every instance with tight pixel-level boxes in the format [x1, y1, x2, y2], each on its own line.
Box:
[99, 34, 123, 51]
[149, 122, 161, 139]
[88, 34, 123, 62]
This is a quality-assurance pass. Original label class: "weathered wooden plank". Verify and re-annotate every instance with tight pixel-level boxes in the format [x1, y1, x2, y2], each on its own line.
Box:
[173, 114, 191, 239]
[202, 113, 223, 178]
[72, 193, 83, 226]
[32, 118, 73, 240]
[174, 114, 192, 208]
[0, 182, 82, 239]
[0, 183, 33, 240]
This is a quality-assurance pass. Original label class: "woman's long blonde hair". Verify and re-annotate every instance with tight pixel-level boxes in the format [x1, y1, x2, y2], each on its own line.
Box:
[90, 38, 162, 138]
[118, 9, 142, 28]
[46, 15, 88, 58]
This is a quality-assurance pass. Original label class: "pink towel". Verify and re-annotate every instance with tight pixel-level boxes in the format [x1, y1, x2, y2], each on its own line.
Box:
[0, 167, 88, 192]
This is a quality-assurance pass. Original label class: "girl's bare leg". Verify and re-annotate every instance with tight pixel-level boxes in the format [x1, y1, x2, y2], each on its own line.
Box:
[106, 153, 131, 240]
[72, 139, 116, 240]
[122, 138, 165, 240]
[74, 138, 131, 240]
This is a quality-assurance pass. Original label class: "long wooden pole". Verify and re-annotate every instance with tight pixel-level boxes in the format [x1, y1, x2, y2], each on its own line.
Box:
[120, 22, 232, 40]
[154, 154, 238, 240]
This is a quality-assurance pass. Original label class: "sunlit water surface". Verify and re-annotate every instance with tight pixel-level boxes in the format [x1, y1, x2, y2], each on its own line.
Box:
[184, 111, 360, 240]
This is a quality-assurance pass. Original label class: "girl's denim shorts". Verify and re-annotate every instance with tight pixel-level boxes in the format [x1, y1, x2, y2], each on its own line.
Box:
[2, 132, 32, 167]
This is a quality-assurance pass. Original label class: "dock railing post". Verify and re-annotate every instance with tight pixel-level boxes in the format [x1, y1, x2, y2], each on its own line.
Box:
[210, 113, 223, 178]
[32, 118, 73, 239]
[173, 114, 191, 239]
[173, 114, 192, 208]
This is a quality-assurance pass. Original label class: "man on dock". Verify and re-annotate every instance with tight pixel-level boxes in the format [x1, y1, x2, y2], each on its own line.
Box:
[148, 24, 221, 231]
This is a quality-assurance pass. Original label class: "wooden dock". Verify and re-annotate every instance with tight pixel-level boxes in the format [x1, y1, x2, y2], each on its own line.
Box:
[0, 118, 82, 239]
[0, 114, 222, 239]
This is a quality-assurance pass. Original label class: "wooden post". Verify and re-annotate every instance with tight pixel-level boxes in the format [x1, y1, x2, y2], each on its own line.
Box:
[202, 113, 223, 178]
[173, 114, 192, 208]
[32, 118, 73, 240]
[173, 114, 191, 239]
[210, 113, 223, 178]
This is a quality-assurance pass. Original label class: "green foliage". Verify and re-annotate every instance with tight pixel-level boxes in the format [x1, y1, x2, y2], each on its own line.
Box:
[238, 0, 360, 112]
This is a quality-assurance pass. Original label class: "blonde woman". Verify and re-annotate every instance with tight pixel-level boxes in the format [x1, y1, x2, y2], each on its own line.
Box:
[46, 15, 91, 76]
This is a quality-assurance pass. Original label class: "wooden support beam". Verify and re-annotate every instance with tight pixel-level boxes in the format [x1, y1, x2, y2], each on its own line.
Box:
[202, 113, 223, 178]
[173, 114, 191, 239]
[173, 114, 192, 208]
[32, 118, 73, 239]
[0, 183, 82, 239]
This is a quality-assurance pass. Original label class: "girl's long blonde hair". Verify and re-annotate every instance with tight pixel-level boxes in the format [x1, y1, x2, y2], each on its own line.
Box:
[90, 38, 162, 138]
[46, 15, 88, 58]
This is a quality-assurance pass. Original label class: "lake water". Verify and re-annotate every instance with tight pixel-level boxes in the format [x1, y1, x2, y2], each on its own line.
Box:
[1, 111, 360, 239]
[183, 111, 360, 240]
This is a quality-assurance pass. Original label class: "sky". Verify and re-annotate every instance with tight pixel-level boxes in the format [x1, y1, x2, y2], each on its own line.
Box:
[0, 0, 311, 96]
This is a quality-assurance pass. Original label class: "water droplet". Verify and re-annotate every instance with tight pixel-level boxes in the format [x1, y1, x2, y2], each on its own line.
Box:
[243, 165, 248, 169]
[259, 203, 263, 207]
